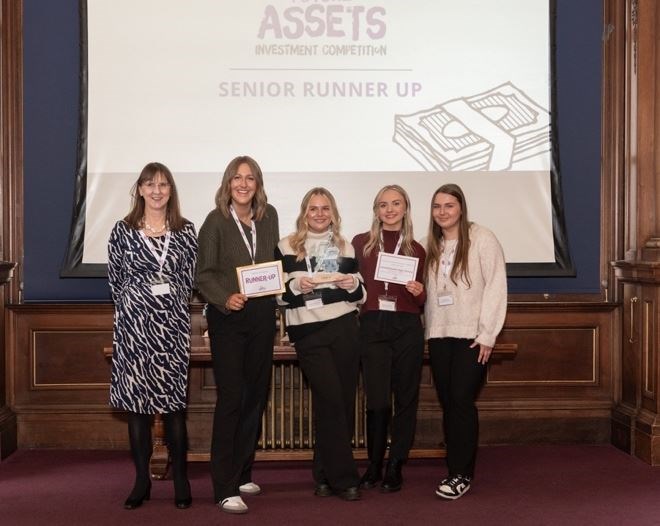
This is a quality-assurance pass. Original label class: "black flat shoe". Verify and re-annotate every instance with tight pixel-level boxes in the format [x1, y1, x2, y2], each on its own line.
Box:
[381, 458, 403, 493]
[175, 496, 192, 509]
[359, 463, 382, 489]
[124, 484, 151, 510]
[337, 486, 361, 501]
[314, 483, 333, 497]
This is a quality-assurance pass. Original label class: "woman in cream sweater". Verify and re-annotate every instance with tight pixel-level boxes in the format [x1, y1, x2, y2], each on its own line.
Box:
[424, 183, 507, 500]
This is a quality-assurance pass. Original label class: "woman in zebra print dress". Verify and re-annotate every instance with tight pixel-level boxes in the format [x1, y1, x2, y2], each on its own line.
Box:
[108, 162, 197, 510]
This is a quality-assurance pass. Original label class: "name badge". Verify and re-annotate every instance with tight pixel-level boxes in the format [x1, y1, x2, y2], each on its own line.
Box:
[151, 282, 171, 296]
[378, 294, 397, 312]
[437, 292, 454, 306]
[304, 292, 323, 310]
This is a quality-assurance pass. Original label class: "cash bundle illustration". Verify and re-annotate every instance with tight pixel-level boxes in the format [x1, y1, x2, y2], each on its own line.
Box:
[393, 82, 551, 171]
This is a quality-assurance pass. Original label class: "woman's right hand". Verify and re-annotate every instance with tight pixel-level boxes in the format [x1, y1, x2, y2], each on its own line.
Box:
[225, 293, 248, 311]
[298, 276, 316, 294]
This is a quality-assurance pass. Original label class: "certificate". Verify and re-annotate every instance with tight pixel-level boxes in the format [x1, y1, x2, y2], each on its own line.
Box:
[236, 260, 286, 297]
[374, 252, 419, 285]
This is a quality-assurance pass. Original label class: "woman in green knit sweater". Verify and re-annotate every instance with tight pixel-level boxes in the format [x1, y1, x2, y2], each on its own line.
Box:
[196, 156, 279, 514]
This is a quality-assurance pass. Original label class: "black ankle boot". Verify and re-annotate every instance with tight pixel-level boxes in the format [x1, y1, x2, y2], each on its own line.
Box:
[381, 458, 403, 492]
[361, 409, 389, 489]
[359, 462, 382, 489]
[174, 479, 192, 509]
[124, 480, 152, 510]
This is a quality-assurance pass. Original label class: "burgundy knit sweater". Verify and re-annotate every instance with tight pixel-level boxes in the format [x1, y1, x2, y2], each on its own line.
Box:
[352, 229, 427, 314]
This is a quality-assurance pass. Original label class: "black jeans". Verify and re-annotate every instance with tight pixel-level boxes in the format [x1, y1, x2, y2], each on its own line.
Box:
[360, 311, 424, 460]
[294, 313, 361, 491]
[428, 337, 486, 478]
[207, 299, 276, 502]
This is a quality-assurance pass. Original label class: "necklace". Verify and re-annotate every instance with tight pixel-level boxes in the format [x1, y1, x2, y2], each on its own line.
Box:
[143, 220, 168, 235]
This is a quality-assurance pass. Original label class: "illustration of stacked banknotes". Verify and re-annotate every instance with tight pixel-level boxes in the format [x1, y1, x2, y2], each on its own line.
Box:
[393, 82, 550, 171]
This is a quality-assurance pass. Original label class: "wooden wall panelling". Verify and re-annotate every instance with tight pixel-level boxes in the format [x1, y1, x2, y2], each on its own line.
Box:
[6, 301, 615, 452]
[611, 0, 660, 465]
[6, 305, 120, 448]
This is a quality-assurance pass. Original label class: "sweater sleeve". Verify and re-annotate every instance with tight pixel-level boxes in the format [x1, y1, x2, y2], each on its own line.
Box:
[474, 229, 508, 347]
[413, 242, 427, 307]
[195, 213, 231, 312]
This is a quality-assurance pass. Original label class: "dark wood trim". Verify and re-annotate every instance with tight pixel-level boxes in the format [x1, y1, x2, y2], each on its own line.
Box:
[0, 0, 23, 461]
[1, 0, 23, 303]
[602, 0, 628, 303]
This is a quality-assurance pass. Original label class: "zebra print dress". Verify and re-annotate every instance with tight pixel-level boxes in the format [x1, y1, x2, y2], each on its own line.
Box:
[108, 220, 198, 414]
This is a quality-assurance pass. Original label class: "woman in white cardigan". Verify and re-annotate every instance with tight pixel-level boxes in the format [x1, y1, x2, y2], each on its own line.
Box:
[424, 183, 507, 500]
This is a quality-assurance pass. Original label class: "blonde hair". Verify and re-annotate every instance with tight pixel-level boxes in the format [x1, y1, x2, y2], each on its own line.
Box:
[424, 183, 472, 287]
[215, 156, 269, 221]
[289, 187, 346, 261]
[362, 184, 415, 257]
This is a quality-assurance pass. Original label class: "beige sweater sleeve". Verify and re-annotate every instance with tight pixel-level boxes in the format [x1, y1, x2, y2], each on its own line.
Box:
[473, 227, 507, 347]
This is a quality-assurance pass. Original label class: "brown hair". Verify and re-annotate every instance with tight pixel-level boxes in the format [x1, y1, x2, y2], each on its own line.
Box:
[362, 184, 416, 257]
[424, 183, 472, 286]
[124, 162, 187, 231]
[289, 187, 346, 261]
[215, 155, 269, 221]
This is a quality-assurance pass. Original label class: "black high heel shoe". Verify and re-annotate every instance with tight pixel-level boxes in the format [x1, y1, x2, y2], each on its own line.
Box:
[174, 479, 192, 509]
[124, 482, 152, 510]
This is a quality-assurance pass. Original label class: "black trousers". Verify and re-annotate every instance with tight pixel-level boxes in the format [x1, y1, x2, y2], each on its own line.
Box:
[359, 311, 424, 460]
[428, 337, 486, 478]
[294, 313, 360, 491]
[207, 299, 276, 502]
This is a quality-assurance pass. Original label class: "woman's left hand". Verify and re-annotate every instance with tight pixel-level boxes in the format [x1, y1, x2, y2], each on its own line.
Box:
[470, 341, 493, 364]
[335, 274, 357, 290]
[405, 280, 424, 297]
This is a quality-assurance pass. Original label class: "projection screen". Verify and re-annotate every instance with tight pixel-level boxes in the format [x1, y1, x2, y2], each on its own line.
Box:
[62, 0, 572, 277]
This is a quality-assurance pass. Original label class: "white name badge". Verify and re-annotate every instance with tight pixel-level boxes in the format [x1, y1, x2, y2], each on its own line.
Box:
[437, 292, 454, 306]
[151, 282, 171, 296]
[305, 297, 324, 310]
[378, 295, 397, 312]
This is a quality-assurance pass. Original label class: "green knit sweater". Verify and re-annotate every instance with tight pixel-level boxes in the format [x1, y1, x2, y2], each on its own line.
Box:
[196, 204, 280, 312]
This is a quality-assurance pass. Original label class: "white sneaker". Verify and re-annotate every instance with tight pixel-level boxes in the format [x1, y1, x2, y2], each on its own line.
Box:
[435, 475, 471, 500]
[239, 482, 262, 495]
[219, 495, 248, 514]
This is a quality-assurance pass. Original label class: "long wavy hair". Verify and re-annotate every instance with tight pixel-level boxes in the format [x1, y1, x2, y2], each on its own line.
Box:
[424, 183, 472, 287]
[289, 187, 346, 261]
[215, 155, 269, 221]
[362, 184, 415, 257]
[124, 162, 187, 231]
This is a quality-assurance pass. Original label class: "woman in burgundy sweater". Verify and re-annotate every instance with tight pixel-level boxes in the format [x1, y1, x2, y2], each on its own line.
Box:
[351, 184, 426, 492]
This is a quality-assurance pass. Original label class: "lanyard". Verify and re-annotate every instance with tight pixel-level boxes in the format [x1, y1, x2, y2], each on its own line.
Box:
[230, 205, 257, 264]
[380, 230, 404, 293]
[440, 239, 457, 289]
[304, 231, 334, 277]
[139, 230, 172, 275]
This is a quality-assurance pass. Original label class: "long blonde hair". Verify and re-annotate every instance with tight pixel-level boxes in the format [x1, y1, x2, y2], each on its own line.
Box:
[362, 184, 415, 257]
[289, 187, 346, 261]
[424, 184, 472, 287]
[215, 155, 269, 221]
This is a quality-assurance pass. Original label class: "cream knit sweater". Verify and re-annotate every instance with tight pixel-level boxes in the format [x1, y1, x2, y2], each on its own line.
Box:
[424, 223, 507, 347]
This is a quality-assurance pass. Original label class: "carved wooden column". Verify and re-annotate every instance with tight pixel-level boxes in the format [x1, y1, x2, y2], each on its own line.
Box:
[611, 0, 660, 465]
[0, 0, 23, 460]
